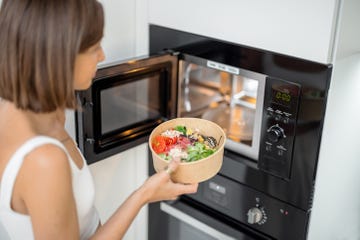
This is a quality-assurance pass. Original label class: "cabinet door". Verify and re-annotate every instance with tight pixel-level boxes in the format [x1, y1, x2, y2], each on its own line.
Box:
[149, 0, 339, 63]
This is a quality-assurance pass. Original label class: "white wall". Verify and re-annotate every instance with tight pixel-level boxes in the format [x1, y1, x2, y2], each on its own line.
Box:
[90, 143, 149, 240]
[307, 0, 360, 239]
[149, 0, 339, 64]
[87, 1, 149, 240]
[308, 53, 360, 240]
[335, 0, 360, 60]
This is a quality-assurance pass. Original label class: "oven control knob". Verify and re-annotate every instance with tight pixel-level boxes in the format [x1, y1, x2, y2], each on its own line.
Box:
[247, 207, 263, 224]
[267, 124, 286, 143]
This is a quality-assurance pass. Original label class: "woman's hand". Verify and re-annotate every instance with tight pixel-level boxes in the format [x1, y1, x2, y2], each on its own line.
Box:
[89, 159, 198, 239]
[139, 159, 199, 204]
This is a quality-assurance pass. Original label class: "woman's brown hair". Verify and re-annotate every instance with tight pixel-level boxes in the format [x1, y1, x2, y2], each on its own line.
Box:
[0, 0, 104, 112]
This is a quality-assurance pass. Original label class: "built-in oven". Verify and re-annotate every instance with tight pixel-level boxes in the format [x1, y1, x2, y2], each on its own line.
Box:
[148, 163, 308, 240]
[75, 25, 332, 239]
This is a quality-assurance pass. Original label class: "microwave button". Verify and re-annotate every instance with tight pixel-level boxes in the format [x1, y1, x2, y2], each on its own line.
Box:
[267, 108, 274, 118]
[267, 124, 286, 143]
[267, 111, 274, 118]
[283, 117, 290, 124]
[265, 144, 272, 152]
[277, 149, 284, 156]
[275, 114, 282, 121]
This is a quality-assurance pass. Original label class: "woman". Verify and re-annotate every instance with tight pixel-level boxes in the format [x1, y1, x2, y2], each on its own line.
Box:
[0, 0, 198, 239]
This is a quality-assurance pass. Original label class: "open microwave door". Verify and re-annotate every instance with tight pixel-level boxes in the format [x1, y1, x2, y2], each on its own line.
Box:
[75, 53, 178, 164]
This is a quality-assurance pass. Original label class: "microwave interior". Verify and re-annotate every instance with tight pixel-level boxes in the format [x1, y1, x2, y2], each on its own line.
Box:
[177, 59, 266, 161]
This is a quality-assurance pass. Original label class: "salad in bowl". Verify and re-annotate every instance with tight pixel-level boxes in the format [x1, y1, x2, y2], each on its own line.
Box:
[149, 118, 226, 183]
[151, 125, 219, 162]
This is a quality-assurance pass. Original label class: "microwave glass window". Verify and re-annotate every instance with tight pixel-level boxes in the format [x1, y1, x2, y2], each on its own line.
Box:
[100, 76, 161, 134]
[179, 62, 261, 147]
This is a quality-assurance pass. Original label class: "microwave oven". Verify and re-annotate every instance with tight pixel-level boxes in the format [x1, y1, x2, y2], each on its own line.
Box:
[75, 26, 331, 180]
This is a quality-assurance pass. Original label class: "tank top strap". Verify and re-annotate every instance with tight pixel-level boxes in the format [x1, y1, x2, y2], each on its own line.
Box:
[0, 136, 67, 209]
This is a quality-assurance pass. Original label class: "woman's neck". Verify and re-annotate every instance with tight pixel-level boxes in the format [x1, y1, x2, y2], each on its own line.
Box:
[1, 100, 69, 140]
[27, 108, 68, 139]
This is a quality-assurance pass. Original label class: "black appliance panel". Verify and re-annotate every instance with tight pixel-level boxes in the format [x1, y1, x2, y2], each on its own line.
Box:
[148, 152, 306, 240]
[148, 162, 275, 240]
[188, 174, 308, 240]
[259, 77, 301, 179]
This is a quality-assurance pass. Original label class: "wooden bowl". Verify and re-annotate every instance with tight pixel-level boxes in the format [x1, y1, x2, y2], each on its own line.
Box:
[149, 118, 226, 183]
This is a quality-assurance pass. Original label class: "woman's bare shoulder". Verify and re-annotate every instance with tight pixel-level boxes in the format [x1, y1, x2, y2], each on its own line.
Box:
[22, 143, 70, 174]
[12, 142, 74, 216]
[15, 142, 78, 237]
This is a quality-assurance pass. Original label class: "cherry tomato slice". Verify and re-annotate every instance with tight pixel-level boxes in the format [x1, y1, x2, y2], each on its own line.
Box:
[164, 136, 177, 146]
[152, 136, 167, 154]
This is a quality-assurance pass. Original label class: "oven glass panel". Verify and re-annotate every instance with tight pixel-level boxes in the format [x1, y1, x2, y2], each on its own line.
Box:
[155, 201, 264, 240]
[168, 216, 218, 240]
[100, 75, 161, 134]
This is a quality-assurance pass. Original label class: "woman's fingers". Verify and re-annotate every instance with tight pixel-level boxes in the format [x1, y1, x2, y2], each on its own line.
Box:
[158, 157, 199, 199]
[175, 182, 198, 195]
[163, 157, 180, 176]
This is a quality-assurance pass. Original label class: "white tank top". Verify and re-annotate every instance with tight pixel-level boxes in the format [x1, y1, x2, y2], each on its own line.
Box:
[0, 136, 100, 240]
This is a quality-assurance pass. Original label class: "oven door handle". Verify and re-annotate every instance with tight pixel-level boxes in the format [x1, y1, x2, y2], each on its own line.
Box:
[160, 202, 237, 240]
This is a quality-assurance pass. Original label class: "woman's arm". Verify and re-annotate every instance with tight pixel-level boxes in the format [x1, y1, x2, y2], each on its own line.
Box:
[19, 145, 80, 240]
[20, 146, 196, 240]
[90, 159, 198, 239]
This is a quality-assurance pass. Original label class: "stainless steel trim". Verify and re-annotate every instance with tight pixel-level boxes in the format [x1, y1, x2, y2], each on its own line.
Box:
[225, 69, 266, 161]
[177, 56, 266, 161]
[160, 202, 237, 240]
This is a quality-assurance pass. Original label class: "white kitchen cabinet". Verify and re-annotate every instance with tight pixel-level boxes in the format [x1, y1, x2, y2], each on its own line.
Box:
[149, 0, 339, 64]
[333, 0, 360, 60]
[98, 0, 148, 65]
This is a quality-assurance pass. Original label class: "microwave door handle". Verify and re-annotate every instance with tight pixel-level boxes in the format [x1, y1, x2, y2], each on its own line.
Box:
[184, 63, 192, 112]
[160, 202, 237, 240]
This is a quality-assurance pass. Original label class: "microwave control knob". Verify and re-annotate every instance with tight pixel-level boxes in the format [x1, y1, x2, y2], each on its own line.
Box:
[247, 207, 263, 224]
[267, 124, 286, 143]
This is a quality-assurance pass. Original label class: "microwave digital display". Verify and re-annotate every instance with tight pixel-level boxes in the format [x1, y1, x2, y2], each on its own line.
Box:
[275, 91, 291, 103]
[271, 83, 300, 109]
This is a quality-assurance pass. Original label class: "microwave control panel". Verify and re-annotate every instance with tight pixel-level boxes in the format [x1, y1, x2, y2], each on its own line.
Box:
[258, 77, 300, 179]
